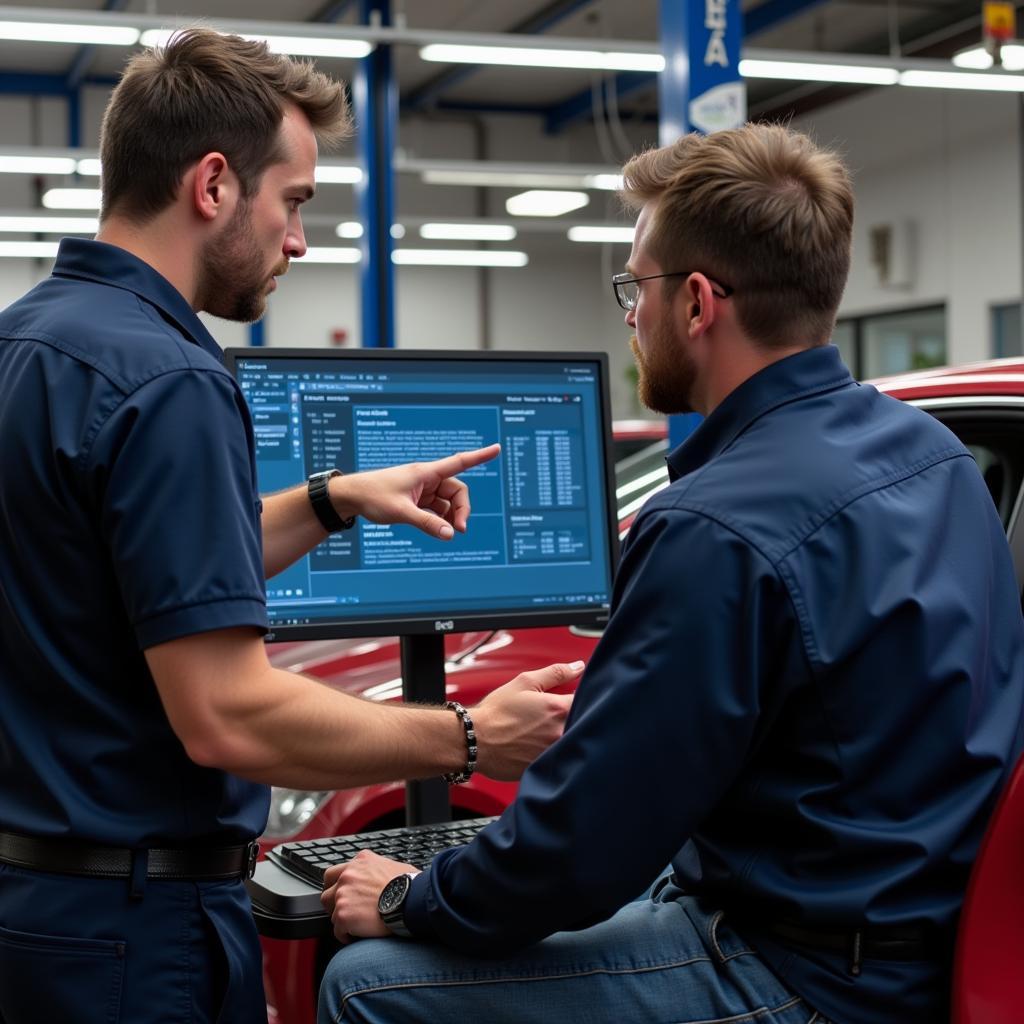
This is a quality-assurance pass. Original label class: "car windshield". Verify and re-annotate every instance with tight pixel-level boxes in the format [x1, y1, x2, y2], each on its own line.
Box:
[614, 438, 670, 522]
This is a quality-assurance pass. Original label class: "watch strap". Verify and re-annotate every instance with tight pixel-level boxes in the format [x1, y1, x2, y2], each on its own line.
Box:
[308, 469, 355, 533]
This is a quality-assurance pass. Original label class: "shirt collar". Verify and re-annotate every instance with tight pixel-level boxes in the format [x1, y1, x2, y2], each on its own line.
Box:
[665, 344, 855, 481]
[52, 237, 224, 363]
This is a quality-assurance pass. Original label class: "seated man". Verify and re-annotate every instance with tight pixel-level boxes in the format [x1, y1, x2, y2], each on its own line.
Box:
[318, 123, 1024, 1024]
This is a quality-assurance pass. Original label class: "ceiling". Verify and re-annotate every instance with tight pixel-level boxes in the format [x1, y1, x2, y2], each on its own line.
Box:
[0, 0, 1005, 127]
[0, 0, 1011, 251]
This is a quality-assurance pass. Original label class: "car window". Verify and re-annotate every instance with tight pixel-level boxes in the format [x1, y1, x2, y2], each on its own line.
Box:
[613, 437, 664, 463]
[614, 439, 669, 521]
[918, 409, 1024, 533]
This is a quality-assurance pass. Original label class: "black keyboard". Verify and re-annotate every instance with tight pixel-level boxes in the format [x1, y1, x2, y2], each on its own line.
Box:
[267, 816, 498, 888]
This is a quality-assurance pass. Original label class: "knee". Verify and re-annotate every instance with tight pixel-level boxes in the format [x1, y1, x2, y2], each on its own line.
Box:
[317, 938, 407, 1024]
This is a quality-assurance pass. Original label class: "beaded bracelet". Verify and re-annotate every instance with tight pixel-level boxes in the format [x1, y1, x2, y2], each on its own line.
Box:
[442, 700, 477, 785]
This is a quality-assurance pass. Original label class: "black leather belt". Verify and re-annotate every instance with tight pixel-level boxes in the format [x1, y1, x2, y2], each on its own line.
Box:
[0, 831, 259, 881]
[752, 919, 947, 976]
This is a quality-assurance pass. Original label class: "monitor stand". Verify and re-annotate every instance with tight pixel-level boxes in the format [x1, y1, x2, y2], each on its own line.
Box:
[399, 634, 452, 826]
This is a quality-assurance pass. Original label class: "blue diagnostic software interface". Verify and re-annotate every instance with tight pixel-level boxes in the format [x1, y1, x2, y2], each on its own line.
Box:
[229, 350, 618, 638]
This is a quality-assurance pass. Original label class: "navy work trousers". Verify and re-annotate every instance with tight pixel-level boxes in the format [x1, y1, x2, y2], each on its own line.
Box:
[0, 861, 266, 1023]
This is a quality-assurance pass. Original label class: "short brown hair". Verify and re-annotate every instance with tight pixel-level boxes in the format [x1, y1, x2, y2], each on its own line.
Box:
[99, 28, 351, 222]
[621, 123, 853, 348]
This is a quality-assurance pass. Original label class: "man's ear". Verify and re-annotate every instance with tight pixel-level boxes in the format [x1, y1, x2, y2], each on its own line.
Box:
[681, 273, 717, 339]
[191, 152, 234, 223]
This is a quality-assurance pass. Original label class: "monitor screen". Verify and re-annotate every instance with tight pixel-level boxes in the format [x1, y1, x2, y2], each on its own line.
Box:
[225, 348, 619, 640]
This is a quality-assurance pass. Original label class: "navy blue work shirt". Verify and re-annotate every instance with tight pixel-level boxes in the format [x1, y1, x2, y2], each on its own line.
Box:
[0, 238, 269, 846]
[404, 344, 1024, 1024]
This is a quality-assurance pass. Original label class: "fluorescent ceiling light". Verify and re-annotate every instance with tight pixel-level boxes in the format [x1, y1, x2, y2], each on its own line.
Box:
[0, 241, 59, 258]
[420, 223, 517, 241]
[583, 173, 624, 191]
[76, 158, 102, 177]
[506, 190, 589, 217]
[420, 43, 663, 73]
[42, 188, 102, 210]
[952, 44, 1024, 71]
[900, 68, 1024, 91]
[952, 46, 994, 70]
[242, 34, 372, 59]
[0, 21, 139, 45]
[316, 165, 362, 184]
[0, 216, 98, 234]
[299, 247, 362, 264]
[139, 29, 371, 59]
[422, 169, 590, 189]
[335, 222, 405, 238]
[568, 226, 635, 243]
[0, 155, 76, 175]
[739, 59, 899, 85]
[393, 249, 528, 267]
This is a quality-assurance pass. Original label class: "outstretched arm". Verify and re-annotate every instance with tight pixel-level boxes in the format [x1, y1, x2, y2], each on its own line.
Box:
[260, 444, 501, 579]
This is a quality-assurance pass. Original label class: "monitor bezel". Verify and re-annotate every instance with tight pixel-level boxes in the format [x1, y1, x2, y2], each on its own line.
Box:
[223, 347, 621, 642]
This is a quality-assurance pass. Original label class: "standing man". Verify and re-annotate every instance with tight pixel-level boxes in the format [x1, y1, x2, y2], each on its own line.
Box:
[0, 30, 578, 1024]
[320, 123, 1024, 1024]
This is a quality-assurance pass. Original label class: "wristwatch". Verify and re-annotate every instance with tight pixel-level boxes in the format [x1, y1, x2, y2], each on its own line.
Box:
[377, 872, 418, 938]
[307, 469, 355, 533]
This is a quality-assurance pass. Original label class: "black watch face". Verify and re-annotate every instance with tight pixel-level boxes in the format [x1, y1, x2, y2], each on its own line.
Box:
[378, 874, 411, 915]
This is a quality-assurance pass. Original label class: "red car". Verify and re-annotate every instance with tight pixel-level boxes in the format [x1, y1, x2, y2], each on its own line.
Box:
[260, 363, 1024, 1023]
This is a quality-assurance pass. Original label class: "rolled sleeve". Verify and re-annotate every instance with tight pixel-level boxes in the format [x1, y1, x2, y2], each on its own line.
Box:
[89, 368, 268, 649]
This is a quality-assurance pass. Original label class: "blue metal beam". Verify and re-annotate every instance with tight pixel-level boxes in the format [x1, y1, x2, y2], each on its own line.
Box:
[744, 0, 831, 37]
[403, 0, 596, 112]
[356, 0, 396, 348]
[544, 0, 831, 134]
[0, 72, 74, 96]
[313, 0, 359, 23]
[434, 100, 550, 116]
[66, 0, 131, 88]
[544, 72, 654, 134]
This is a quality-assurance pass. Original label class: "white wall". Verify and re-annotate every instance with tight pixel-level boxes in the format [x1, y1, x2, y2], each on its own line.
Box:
[796, 86, 1022, 364]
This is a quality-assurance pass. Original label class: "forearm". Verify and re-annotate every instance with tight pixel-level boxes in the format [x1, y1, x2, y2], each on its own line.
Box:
[183, 661, 466, 789]
[148, 626, 574, 794]
[261, 478, 359, 579]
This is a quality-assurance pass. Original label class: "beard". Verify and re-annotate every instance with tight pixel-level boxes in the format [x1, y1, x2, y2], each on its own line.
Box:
[629, 313, 697, 415]
[195, 199, 288, 323]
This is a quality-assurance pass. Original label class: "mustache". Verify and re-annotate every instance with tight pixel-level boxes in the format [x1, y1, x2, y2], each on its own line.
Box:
[272, 260, 290, 278]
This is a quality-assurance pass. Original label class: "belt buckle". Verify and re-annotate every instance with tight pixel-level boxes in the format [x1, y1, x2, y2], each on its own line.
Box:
[245, 840, 260, 879]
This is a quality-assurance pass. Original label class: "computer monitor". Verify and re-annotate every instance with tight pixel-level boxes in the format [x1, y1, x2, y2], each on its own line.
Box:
[225, 348, 620, 642]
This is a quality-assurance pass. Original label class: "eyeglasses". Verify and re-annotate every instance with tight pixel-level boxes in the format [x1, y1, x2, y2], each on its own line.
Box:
[611, 271, 734, 312]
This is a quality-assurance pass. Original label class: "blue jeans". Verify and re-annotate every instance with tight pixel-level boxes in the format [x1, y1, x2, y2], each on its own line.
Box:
[318, 881, 829, 1024]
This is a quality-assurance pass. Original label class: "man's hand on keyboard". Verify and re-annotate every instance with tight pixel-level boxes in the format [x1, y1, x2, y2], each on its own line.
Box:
[321, 850, 417, 944]
[472, 661, 582, 781]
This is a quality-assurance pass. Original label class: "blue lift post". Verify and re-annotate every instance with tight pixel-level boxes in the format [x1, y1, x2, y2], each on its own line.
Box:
[352, 0, 447, 825]
[355, 0, 396, 349]
[659, 0, 744, 448]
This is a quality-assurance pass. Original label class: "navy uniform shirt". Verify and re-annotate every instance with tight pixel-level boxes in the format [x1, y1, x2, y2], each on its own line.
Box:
[0, 238, 269, 846]
[404, 344, 1024, 1024]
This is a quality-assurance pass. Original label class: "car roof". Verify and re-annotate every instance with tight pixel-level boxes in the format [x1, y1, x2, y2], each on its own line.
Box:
[872, 358, 1024, 401]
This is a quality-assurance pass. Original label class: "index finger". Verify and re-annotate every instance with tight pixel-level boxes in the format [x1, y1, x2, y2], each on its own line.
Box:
[427, 444, 501, 479]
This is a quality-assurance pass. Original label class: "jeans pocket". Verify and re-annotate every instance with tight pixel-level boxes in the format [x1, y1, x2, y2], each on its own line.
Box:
[0, 921, 125, 1024]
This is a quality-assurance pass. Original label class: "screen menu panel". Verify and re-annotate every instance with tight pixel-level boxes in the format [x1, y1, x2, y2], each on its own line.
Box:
[232, 351, 616, 636]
